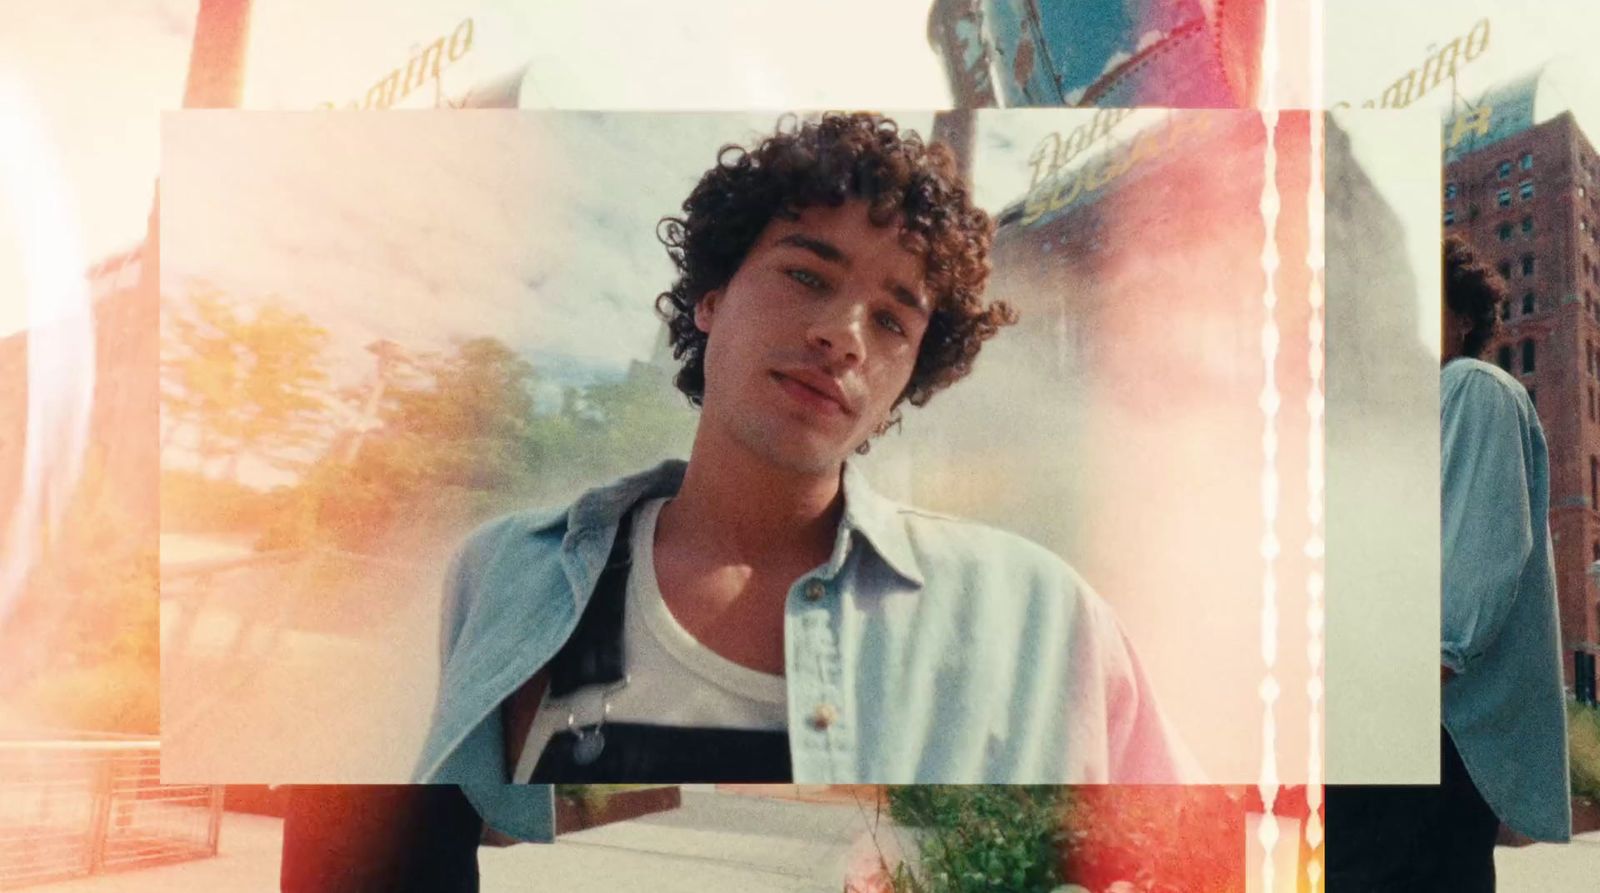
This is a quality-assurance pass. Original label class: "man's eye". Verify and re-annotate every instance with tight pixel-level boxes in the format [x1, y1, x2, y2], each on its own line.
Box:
[786, 269, 827, 290]
[878, 313, 907, 337]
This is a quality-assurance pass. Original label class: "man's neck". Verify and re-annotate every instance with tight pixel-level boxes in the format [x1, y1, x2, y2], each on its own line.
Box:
[661, 432, 844, 566]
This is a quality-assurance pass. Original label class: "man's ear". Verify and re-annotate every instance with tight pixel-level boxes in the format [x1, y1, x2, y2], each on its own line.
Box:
[694, 290, 721, 334]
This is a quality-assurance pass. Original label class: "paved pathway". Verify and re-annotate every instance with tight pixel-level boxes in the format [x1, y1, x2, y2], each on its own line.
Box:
[25, 790, 874, 892]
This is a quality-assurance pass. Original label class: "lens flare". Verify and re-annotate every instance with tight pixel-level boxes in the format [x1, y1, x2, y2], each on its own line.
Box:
[1303, 0, 1327, 889]
[1255, 1, 1282, 890]
[0, 78, 97, 628]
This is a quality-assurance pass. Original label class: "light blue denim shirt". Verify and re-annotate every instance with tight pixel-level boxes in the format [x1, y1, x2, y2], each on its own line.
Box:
[414, 460, 1199, 841]
[1441, 358, 1571, 842]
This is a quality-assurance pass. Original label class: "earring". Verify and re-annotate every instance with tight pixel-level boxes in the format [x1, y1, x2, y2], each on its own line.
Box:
[872, 413, 902, 438]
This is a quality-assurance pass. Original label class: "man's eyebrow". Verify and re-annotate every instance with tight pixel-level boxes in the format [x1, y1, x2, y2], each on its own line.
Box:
[776, 233, 851, 268]
[886, 280, 930, 317]
[778, 232, 928, 317]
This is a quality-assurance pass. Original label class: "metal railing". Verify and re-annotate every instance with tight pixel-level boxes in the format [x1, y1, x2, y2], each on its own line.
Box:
[0, 739, 223, 889]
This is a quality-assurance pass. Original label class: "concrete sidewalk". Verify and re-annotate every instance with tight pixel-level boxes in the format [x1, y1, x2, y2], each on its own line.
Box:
[26, 789, 873, 892]
[1497, 833, 1600, 892]
[481, 789, 869, 891]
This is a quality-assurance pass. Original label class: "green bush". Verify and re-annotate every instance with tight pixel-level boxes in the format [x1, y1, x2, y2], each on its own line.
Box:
[882, 786, 1067, 893]
[1571, 699, 1600, 801]
[876, 786, 1254, 893]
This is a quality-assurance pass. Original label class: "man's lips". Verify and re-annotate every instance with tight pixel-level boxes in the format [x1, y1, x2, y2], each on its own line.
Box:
[771, 370, 851, 415]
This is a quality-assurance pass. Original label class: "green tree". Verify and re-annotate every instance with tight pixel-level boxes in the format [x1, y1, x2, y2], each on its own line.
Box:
[572, 364, 696, 475]
[161, 285, 334, 482]
[264, 335, 697, 554]
[0, 445, 159, 733]
[270, 336, 545, 552]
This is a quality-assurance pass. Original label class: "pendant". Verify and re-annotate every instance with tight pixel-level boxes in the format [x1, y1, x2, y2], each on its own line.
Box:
[572, 728, 605, 765]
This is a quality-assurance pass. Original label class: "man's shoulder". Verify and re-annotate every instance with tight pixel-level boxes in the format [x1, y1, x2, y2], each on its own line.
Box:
[1443, 357, 1529, 404]
[891, 506, 1087, 592]
[452, 505, 568, 571]
[1442, 357, 1537, 433]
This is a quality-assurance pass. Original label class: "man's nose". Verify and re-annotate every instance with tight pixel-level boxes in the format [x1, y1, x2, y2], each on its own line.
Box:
[807, 299, 867, 365]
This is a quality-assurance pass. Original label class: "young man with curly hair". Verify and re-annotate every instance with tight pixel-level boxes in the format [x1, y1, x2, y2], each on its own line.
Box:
[1324, 236, 1571, 892]
[390, 111, 1195, 848]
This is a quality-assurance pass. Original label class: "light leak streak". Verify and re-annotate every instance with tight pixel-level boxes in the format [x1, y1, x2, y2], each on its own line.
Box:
[1255, 1, 1282, 891]
[1303, 0, 1327, 890]
[0, 79, 96, 627]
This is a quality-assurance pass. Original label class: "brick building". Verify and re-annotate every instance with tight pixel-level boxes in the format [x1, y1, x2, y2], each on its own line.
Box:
[1445, 110, 1600, 682]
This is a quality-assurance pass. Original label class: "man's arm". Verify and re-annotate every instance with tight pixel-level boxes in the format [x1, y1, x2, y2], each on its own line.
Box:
[1091, 598, 1205, 783]
[1440, 369, 1535, 677]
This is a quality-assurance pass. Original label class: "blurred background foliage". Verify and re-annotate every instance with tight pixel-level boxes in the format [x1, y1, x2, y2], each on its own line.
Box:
[0, 446, 160, 734]
[159, 287, 695, 558]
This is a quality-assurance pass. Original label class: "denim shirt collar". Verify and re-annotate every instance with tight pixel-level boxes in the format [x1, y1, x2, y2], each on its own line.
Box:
[526, 459, 924, 588]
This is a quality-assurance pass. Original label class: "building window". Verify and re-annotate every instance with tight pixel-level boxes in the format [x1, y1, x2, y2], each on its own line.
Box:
[1500, 300, 1512, 322]
[1498, 222, 1513, 241]
[1446, 182, 1458, 200]
[1498, 188, 1513, 207]
[1522, 254, 1536, 276]
[1469, 203, 1480, 221]
[1520, 180, 1535, 200]
[1522, 339, 1536, 374]
[1520, 152, 1534, 170]
[1497, 160, 1512, 179]
[1523, 292, 1536, 315]
[1497, 345, 1513, 370]
[1524, 216, 1536, 235]
[1592, 387, 1597, 422]
[1444, 208, 1456, 226]
[1498, 260, 1512, 280]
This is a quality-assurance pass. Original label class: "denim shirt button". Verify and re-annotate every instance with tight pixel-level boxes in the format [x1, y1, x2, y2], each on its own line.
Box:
[809, 702, 838, 730]
[803, 579, 827, 602]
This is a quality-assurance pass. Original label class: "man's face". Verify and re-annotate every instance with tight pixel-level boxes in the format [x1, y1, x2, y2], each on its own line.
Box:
[694, 199, 931, 475]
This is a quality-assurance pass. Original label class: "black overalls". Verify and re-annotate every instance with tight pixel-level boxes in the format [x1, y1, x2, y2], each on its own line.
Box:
[526, 509, 794, 784]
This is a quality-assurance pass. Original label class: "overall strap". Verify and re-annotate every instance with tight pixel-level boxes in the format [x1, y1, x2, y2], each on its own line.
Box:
[546, 509, 635, 699]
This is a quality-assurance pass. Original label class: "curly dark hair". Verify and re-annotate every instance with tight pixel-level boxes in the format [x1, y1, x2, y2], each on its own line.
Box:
[655, 112, 1016, 427]
[1443, 235, 1506, 359]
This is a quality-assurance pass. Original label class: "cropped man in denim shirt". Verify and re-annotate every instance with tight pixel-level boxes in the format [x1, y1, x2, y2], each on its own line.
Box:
[1325, 238, 1571, 892]
[393, 113, 1197, 860]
